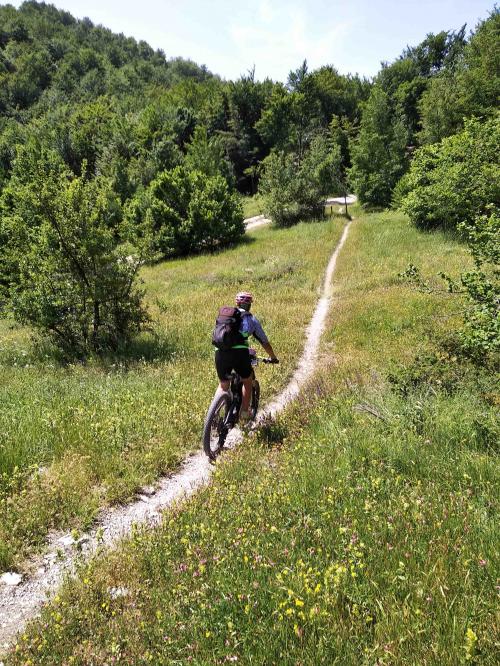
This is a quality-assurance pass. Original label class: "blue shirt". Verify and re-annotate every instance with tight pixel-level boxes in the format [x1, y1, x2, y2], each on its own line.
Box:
[239, 309, 269, 345]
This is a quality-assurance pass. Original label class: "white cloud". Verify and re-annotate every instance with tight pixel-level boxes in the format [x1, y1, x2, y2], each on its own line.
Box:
[228, 3, 353, 81]
[258, 0, 275, 24]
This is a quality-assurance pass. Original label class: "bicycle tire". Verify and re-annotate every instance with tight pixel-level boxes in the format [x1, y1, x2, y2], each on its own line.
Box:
[202, 392, 231, 460]
[250, 379, 260, 419]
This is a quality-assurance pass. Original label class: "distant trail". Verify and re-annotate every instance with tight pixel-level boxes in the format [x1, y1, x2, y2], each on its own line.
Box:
[325, 194, 357, 206]
[244, 194, 356, 231]
[258, 218, 351, 419]
[244, 214, 271, 231]
[0, 218, 352, 653]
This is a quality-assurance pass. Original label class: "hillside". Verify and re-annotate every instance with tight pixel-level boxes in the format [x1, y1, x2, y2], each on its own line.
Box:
[0, 1, 212, 115]
[6, 207, 498, 664]
[0, 1, 372, 198]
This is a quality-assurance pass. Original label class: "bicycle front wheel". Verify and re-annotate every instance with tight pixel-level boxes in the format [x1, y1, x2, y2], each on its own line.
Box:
[202, 392, 231, 460]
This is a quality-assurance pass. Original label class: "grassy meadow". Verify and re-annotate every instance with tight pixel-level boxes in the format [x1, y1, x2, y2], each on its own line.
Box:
[0, 217, 345, 570]
[9, 208, 498, 664]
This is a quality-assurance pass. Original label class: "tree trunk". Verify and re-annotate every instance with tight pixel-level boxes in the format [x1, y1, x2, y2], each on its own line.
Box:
[92, 299, 100, 350]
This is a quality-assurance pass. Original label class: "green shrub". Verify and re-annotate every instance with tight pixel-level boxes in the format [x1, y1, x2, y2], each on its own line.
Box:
[399, 210, 499, 365]
[126, 166, 244, 257]
[259, 151, 304, 226]
[456, 210, 499, 360]
[399, 115, 500, 230]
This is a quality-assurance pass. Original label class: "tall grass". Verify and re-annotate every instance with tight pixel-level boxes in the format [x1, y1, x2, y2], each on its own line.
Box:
[9, 209, 498, 664]
[0, 218, 344, 569]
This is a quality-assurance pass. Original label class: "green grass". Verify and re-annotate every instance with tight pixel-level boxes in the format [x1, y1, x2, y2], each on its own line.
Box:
[8, 208, 498, 665]
[0, 218, 344, 569]
[241, 194, 265, 219]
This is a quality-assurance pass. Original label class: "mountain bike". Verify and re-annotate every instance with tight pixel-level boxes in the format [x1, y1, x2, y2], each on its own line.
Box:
[202, 350, 276, 461]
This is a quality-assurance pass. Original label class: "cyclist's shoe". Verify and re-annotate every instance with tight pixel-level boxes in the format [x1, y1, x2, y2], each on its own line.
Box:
[239, 409, 252, 427]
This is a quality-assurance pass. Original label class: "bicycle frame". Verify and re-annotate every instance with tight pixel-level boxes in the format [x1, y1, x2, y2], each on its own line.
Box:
[225, 366, 255, 428]
[203, 351, 272, 459]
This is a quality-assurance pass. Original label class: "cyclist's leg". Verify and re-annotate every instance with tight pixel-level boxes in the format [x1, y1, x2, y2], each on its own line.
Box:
[232, 349, 253, 417]
[241, 375, 253, 412]
[215, 350, 232, 393]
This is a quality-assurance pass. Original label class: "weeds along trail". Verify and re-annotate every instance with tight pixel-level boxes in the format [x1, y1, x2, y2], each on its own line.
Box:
[0, 218, 352, 651]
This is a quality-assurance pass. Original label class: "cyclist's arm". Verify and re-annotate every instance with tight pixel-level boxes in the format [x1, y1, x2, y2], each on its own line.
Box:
[262, 341, 278, 361]
[250, 316, 278, 361]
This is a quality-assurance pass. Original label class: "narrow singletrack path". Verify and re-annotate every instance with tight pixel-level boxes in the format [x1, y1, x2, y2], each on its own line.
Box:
[0, 218, 352, 652]
[244, 214, 271, 231]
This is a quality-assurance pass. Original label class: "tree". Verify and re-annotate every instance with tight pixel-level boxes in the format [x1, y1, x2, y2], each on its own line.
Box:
[256, 88, 320, 162]
[259, 134, 341, 227]
[221, 74, 276, 192]
[52, 98, 116, 175]
[352, 26, 468, 201]
[1, 149, 148, 355]
[330, 115, 355, 173]
[184, 125, 234, 185]
[417, 72, 463, 144]
[259, 151, 302, 227]
[399, 28, 466, 77]
[301, 133, 342, 200]
[419, 10, 499, 144]
[458, 9, 500, 120]
[287, 59, 308, 92]
[349, 87, 408, 206]
[309, 67, 371, 127]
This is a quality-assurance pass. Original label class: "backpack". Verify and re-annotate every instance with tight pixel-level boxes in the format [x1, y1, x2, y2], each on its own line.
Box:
[212, 306, 245, 350]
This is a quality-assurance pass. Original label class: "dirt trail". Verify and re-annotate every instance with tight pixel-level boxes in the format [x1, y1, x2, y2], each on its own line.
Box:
[0, 219, 352, 652]
[258, 219, 351, 419]
[325, 194, 357, 206]
[244, 214, 271, 231]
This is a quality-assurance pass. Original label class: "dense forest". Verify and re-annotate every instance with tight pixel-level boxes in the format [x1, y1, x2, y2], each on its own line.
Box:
[0, 1, 498, 357]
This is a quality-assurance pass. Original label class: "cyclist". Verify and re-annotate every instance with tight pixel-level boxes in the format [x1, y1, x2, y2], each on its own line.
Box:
[215, 291, 278, 424]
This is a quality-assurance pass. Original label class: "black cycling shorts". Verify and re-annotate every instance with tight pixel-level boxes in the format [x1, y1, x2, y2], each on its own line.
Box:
[215, 348, 252, 381]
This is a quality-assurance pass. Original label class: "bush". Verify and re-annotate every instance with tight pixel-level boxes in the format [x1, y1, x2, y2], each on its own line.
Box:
[399, 115, 500, 230]
[259, 136, 341, 227]
[456, 210, 499, 360]
[126, 166, 244, 257]
[399, 210, 499, 365]
[1, 156, 149, 356]
[259, 151, 303, 226]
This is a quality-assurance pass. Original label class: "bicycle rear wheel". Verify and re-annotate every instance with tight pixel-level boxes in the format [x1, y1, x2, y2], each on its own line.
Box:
[202, 392, 231, 460]
[250, 379, 260, 419]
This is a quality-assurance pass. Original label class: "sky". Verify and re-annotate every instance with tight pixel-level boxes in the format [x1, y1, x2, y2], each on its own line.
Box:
[7, 0, 495, 81]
